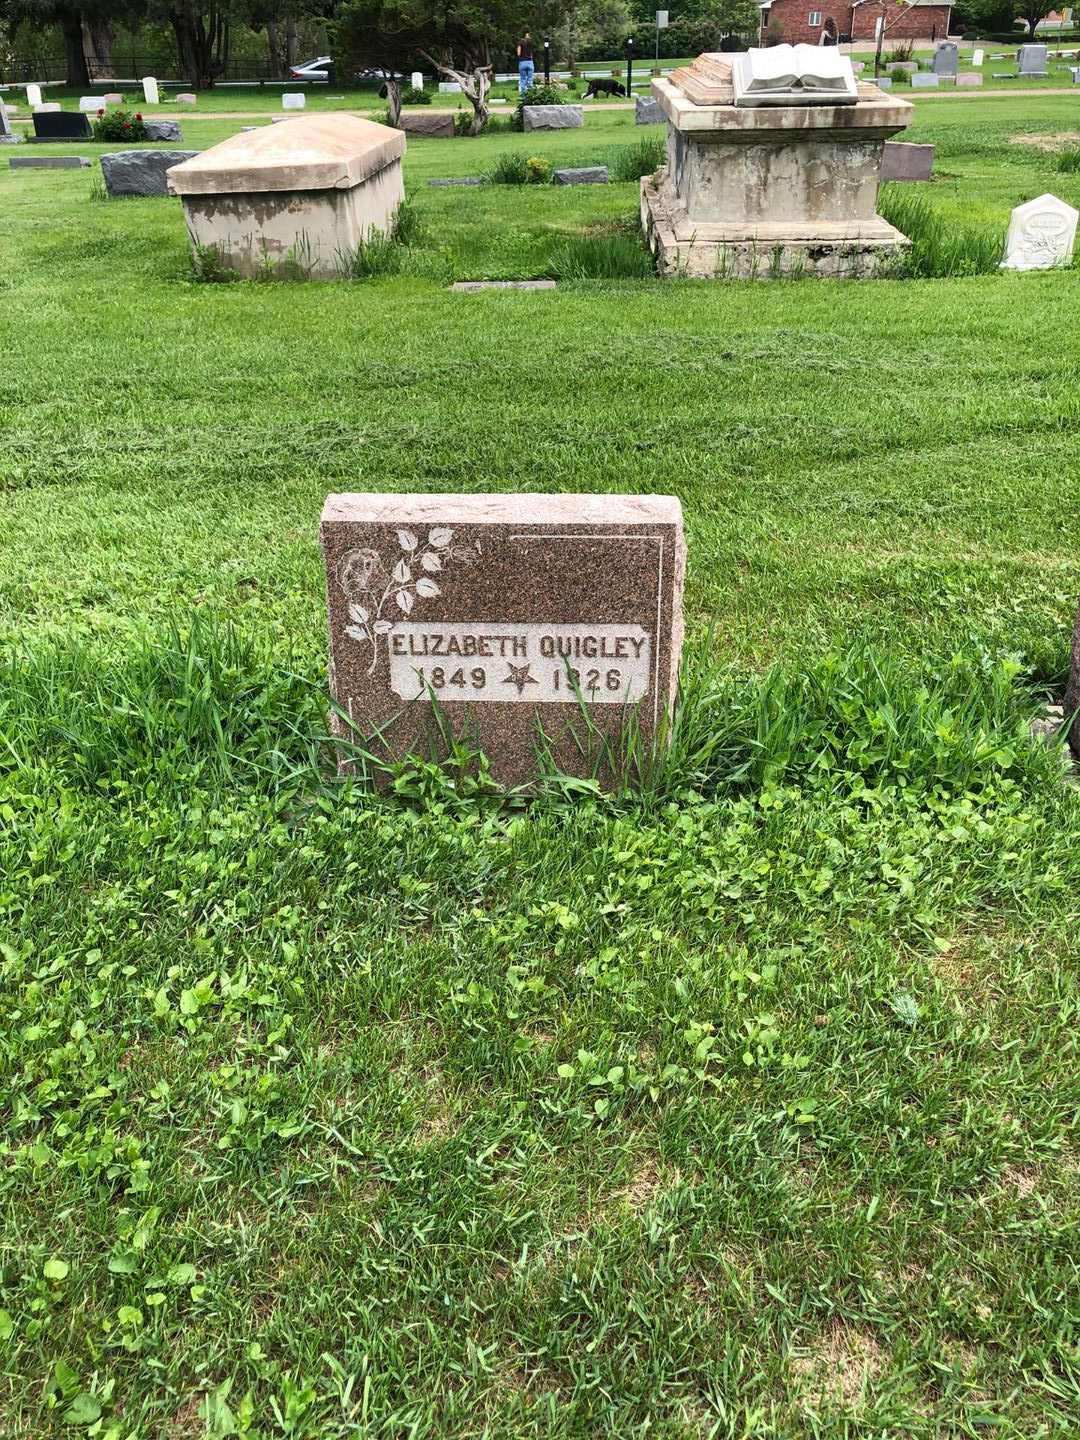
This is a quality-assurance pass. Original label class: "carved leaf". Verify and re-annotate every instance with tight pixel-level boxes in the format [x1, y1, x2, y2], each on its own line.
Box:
[392, 560, 411, 584]
[428, 527, 453, 548]
[346, 624, 368, 641]
[397, 529, 418, 552]
[415, 578, 440, 598]
[373, 620, 394, 634]
[420, 552, 443, 572]
[396, 589, 414, 614]
[349, 603, 369, 624]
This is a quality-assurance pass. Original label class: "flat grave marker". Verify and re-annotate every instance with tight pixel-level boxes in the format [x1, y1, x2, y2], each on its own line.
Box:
[320, 493, 685, 787]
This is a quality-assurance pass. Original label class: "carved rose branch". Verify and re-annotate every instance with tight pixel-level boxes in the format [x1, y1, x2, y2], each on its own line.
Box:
[337, 527, 480, 674]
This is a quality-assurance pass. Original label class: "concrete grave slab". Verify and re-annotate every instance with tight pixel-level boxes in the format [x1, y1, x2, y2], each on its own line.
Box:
[10, 154, 90, 168]
[320, 493, 685, 787]
[428, 175, 484, 186]
[956, 73, 983, 86]
[167, 114, 406, 279]
[451, 280, 555, 290]
[911, 73, 940, 88]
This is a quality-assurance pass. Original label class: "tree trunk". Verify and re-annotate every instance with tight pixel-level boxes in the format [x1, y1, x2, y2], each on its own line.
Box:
[267, 19, 280, 76]
[88, 18, 114, 76]
[285, 15, 297, 70]
[61, 11, 90, 89]
[384, 77, 402, 127]
[423, 52, 492, 134]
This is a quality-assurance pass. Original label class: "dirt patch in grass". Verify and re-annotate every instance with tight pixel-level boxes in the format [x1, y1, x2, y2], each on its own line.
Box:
[166, 1394, 205, 1437]
[1009, 131, 1080, 150]
[790, 1322, 888, 1411]
[997, 1164, 1038, 1197]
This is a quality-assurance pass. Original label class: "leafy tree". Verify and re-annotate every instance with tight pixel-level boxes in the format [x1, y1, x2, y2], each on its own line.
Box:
[0, 0, 143, 85]
[334, 0, 563, 133]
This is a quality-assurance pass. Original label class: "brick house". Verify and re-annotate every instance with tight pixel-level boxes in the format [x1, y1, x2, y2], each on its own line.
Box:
[758, 0, 953, 47]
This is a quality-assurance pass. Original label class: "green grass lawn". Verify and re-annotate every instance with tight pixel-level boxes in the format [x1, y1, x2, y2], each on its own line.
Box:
[1, 93, 1079, 1440]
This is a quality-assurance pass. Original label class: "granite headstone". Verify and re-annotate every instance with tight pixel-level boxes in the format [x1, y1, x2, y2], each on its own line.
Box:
[932, 43, 958, 76]
[320, 493, 685, 786]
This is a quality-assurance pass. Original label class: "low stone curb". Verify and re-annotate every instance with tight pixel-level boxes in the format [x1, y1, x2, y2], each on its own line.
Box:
[450, 280, 556, 291]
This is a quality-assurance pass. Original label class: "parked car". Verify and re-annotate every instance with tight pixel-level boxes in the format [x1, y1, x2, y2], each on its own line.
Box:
[289, 55, 332, 81]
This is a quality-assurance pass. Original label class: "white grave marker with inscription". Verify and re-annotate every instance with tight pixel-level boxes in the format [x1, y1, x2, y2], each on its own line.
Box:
[1001, 193, 1078, 270]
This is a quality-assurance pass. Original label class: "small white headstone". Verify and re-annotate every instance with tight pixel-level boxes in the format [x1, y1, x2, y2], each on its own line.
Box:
[438, 81, 462, 93]
[176, 92, 197, 106]
[411, 71, 423, 90]
[972, 48, 984, 66]
[282, 91, 305, 109]
[26, 83, 42, 107]
[1001, 193, 1079, 270]
[143, 76, 159, 104]
[35, 103, 61, 113]
[79, 95, 100, 112]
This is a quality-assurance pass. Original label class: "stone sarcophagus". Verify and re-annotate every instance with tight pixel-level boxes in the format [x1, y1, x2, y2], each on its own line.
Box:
[642, 48, 914, 279]
[167, 115, 405, 279]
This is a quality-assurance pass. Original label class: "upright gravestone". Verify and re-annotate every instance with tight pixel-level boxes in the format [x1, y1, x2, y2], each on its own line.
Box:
[972, 47, 984, 67]
[26, 83, 43, 107]
[78, 96, 100, 112]
[411, 71, 424, 90]
[1017, 43, 1048, 76]
[282, 92, 305, 109]
[932, 42, 958, 76]
[320, 493, 685, 787]
[0, 104, 15, 144]
[1001, 193, 1079, 269]
[143, 76, 160, 104]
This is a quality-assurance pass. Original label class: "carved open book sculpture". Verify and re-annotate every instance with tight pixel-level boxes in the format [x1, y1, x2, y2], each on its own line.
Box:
[732, 45, 858, 106]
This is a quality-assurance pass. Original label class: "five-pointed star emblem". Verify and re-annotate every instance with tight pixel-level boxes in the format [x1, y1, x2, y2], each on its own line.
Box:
[502, 662, 539, 695]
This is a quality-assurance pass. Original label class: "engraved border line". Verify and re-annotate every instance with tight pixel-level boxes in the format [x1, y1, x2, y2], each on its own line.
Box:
[508, 533, 664, 726]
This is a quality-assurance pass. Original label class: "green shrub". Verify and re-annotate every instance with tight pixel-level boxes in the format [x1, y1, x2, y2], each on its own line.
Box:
[513, 81, 571, 131]
[91, 107, 147, 142]
[546, 230, 655, 280]
[337, 229, 402, 279]
[392, 193, 424, 246]
[483, 151, 530, 184]
[610, 135, 665, 183]
[526, 154, 552, 184]
[877, 186, 1004, 277]
[401, 85, 430, 104]
[1057, 147, 1080, 172]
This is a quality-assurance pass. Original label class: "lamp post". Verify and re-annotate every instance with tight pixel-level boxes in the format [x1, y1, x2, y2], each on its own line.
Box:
[626, 35, 634, 99]
[543, 37, 550, 84]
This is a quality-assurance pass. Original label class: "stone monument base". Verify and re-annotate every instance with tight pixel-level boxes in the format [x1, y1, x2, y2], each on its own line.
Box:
[641, 169, 910, 279]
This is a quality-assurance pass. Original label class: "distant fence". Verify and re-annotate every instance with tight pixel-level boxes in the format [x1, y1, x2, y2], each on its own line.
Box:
[0, 54, 318, 85]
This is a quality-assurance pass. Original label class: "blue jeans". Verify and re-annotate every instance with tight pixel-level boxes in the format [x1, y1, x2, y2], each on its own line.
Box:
[518, 59, 534, 93]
